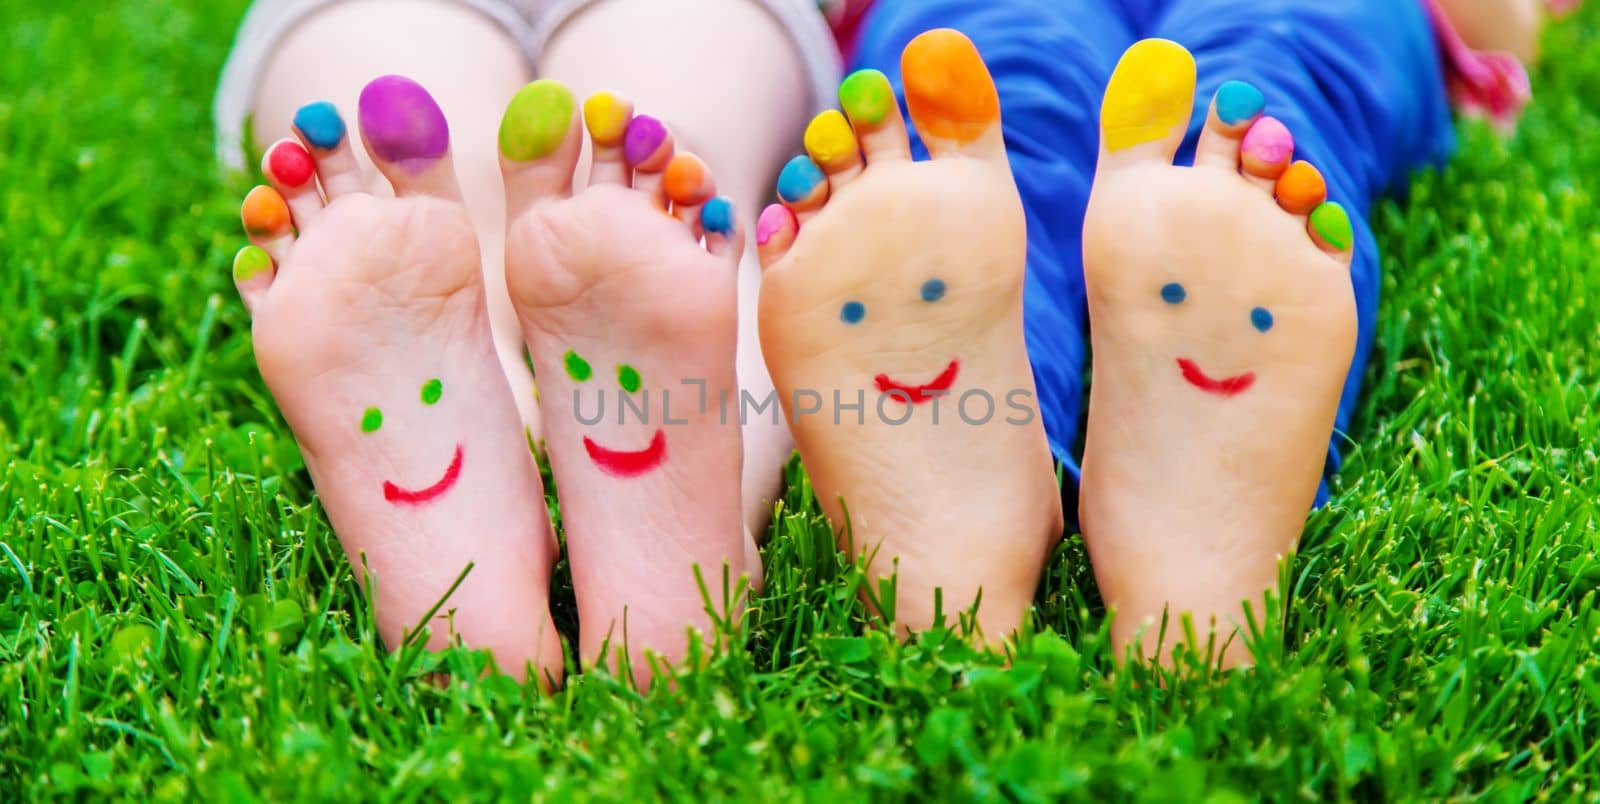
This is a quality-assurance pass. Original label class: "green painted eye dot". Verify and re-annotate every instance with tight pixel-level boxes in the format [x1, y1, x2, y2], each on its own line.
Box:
[618, 364, 642, 394]
[421, 378, 443, 405]
[360, 407, 384, 433]
[564, 350, 593, 382]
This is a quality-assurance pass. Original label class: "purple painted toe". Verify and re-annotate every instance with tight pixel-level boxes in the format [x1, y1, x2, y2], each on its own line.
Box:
[623, 115, 667, 166]
[358, 75, 450, 173]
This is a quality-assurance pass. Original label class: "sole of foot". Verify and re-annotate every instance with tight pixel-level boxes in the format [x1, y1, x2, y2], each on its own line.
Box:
[1080, 40, 1359, 668]
[496, 81, 751, 686]
[235, 78, 563, 687]
[756, 30, 1064, 647]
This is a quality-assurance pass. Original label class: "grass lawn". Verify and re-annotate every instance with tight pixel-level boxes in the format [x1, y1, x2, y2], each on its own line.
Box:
[3, 0, 1600, 799]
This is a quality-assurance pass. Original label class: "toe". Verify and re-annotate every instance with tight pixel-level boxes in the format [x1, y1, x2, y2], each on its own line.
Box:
[901, 29, 1005, 162]
[839, 69, 911, 164]
[292, 101, 365, 201]
[805, 110, 864, 189]
[755, 203, 798, 269]
[1098, 39, 1197, 170]
[498, 79, 583, 213]
[625, 115, 676, 211]
[1240, 116, 1294, 190]
[232, 245, 276, 313]
[583, 91, 634, 187]
[262, 138, 324, 228]
[776, 155, 830, 223]
[700, 196, 745, 261]
[1308, 201, 1355, 264]
[356, 75, 463, 200]
[241, 185, 295, 263]
[1194, 80, 1265, 171]
[1276, 161, 1327, 217]
[665, 153, 716, 229]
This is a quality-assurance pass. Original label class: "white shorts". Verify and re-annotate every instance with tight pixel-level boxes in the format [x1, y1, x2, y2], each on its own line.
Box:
[214, 0, 844, 170]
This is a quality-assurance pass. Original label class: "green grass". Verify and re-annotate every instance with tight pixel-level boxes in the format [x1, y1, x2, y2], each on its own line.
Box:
[3, 0, 1600, 799]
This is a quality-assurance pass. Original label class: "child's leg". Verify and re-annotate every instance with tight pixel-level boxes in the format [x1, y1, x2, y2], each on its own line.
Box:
[244, 0, 542, 432]
[534, 0, 829, 541]
[849, 0, 1139, 483]
[1079, 0, 1455, 667]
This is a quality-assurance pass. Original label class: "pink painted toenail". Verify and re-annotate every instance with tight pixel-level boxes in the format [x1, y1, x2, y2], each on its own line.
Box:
[1241, 116, 1293, 171]
[358, 75, 450, 173]
[756, 204, 793, 246]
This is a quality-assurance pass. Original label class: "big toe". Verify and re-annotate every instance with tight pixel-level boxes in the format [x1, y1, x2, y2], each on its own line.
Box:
[1098, 39, 1198, 170]
[901, 29, 1005, 162]
[357, 75, 463, 200]
[498, 79, 583, 213]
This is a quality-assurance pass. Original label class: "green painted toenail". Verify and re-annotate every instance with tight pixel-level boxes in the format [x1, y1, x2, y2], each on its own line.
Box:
[839, 70, 895, 126]
[232, 245, 272, 282]
[1310, 202, 1354, 251]
[361, 407, 384, 433]
[421, 378, 443, 405]
[564, 349, 592, 382]
[499, 80, 576, 162]
[617, 364, 641, 394]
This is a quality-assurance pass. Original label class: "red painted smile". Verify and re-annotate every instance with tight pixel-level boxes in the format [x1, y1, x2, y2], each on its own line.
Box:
[383, 443, 464, 505]
[875, 359, 960, 404]
[1177, 358, 1255, 397]
[584, 429, 668, 478]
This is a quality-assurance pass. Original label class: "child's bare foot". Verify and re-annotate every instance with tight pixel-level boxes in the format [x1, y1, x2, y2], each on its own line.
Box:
[756, 31, 1063, 645]
[235, 78, 563, 686]
[1081, 41, 1359, 668]
[1435, 0, 1547, 63]
[497, 82, 749, 683]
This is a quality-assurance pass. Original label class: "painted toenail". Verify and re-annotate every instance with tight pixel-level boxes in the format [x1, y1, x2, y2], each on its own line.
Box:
[617, 365, 642, 394]
[1102, 39, 1196, 152]
[1216, 81, 1266, 126]
[664, 154, 709, 204]
[1251, 307, 1274, 333]
[840, 301, 866, 324]
[921, 279, 947, 302]
[1277, 161, 1328, 213]
[241, 186, 291, 236]
[805, 110, 858, 168]
[293, 101, 346, 150]
[1310, 202, 1354, 251]
[1160, 282, 1186, 304]
[564, 349, 593, 382]
[1241, 117, 1293, 168]
[903, 29, 1001, 143]
[499, 80, 575, 162]
[756, 204, 793, 245]
[777, 156, 826, 203]
[266, 140, 315, 188]
[584, 91, 631, 147]
[701, 197, 734, 236]
[358, 76, 449, 172]
[623, 115, 667, 165]
[839, 69, 896, 126]
[421, 378, 443, 405]
[232, 245, 272, 282]
[360, 406, 384, 433]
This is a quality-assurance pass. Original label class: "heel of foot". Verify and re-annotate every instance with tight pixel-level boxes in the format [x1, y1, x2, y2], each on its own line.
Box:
[901, 29, 1000, 143]
[499, 80, 576, 163]
[1102, 39, 1196, 152]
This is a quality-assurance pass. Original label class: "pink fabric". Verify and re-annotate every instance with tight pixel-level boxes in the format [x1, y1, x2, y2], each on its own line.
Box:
[1423, 0, 1534, 131]
[821, 0, 874, 61]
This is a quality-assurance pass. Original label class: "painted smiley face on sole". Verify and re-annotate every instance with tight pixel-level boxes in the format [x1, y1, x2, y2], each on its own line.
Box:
[362, 378, 465, 506]
[564, 349, 669, 479]
[1161, 283, 1274, 399]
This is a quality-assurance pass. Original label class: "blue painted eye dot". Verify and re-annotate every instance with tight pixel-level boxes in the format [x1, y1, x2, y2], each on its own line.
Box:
[1251, 307, 1275, 333]
[921, 279, 947, 302]
[841, 301, 866, 324]
[1160, 282, 1187, 304]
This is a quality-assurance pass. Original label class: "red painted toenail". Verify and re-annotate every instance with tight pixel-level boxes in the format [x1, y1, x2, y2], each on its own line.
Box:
[268, 141, 316, 188]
